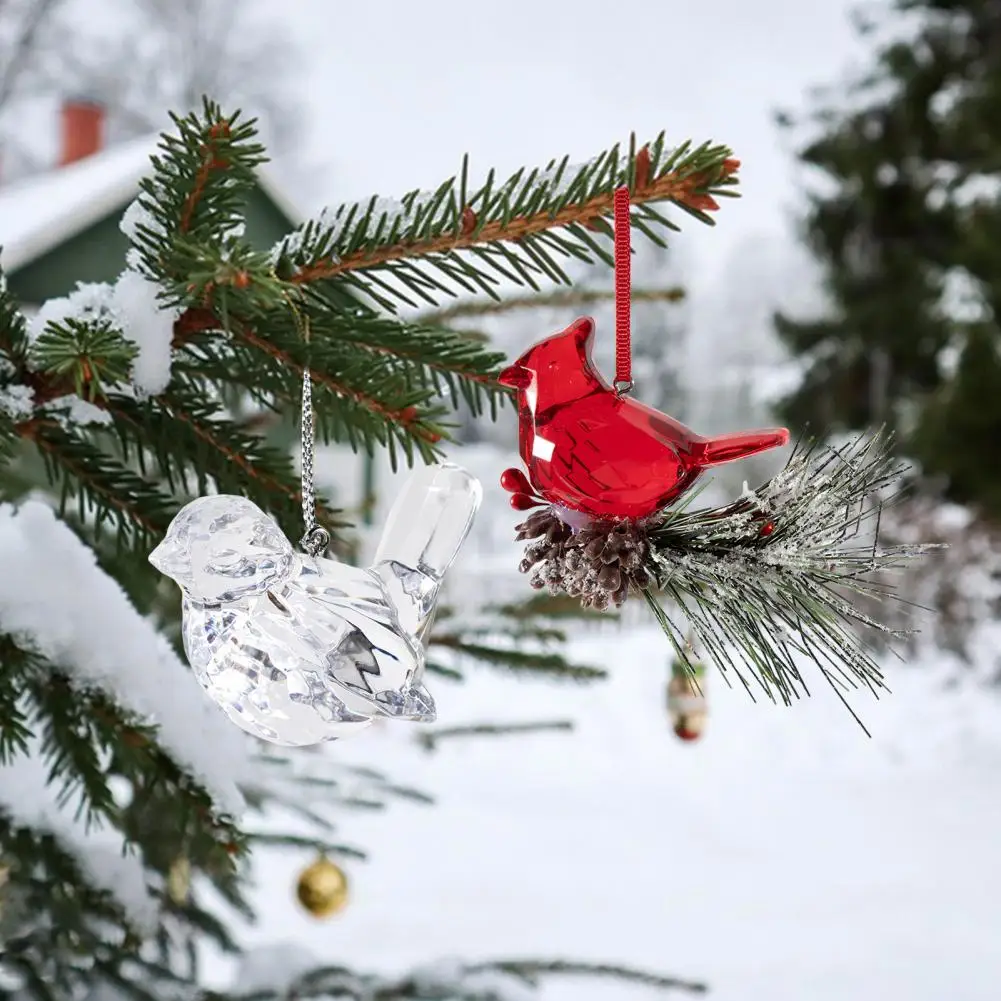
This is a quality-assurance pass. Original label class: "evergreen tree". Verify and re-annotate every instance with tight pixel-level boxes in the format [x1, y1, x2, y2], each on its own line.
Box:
[0, 103, 733, 1000]
[775, 0, 1001, 517]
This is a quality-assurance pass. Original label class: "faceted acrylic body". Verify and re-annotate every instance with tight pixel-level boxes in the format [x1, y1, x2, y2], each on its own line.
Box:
[496, 317, 789, 521]
[150, 464, 482, 746]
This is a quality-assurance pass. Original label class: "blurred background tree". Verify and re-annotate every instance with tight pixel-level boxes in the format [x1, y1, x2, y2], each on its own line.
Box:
[775, 0, 1001, 520]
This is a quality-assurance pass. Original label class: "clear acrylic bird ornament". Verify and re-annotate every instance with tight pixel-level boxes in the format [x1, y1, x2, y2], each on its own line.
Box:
[149, 368, 482, 746]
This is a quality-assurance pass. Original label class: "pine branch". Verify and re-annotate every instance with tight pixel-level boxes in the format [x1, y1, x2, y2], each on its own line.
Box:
[172, 309, 456, 467]
[487, 593, 616, 623]
[258, 955, 707, 1001]
[4, 642, 241, 845]
[0, 266, 29, 361]
[295, 299, 510, 416]
[22, 419, 176, 545]
[274, 139, 738, 308]
[419, 284, 686, 325]
[420, 599, 612, 683]
[0, 831, 147, 985]
[416, 720, 574, 752]
[428, 634, 607, 681]
[242, 832, 366, 858]
[0, 639, 36, 762]
[128, 100, 266, 292]
[31, 319, 137, 402]
[469, 960, 707, 994]
[105, 387, 348, 541]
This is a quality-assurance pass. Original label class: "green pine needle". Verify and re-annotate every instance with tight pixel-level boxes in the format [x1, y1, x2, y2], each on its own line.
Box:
[641, 432, 938, 729]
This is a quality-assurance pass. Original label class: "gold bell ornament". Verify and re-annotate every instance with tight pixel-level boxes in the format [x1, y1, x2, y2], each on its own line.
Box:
[667, 643, 708, 742]
[296, 854, 349, 918]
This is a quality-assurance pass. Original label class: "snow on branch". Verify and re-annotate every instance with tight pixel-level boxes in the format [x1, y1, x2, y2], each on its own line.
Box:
[0, 742, 158, 932]
[30, 271, 177, 398]
[0, 499, 254, 815]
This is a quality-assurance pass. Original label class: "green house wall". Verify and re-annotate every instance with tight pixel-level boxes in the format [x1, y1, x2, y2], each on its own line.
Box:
[8, 186, 295, 306]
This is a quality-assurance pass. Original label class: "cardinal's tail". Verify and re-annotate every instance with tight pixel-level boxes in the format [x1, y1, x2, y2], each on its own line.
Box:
[700, 427, 790, 467]
[371, 463, 482, 643]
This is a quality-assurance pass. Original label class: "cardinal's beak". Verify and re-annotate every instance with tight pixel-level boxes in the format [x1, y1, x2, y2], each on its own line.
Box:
[497, 363, 531, 389]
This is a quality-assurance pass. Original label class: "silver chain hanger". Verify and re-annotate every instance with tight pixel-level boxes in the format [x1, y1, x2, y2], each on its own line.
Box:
[298, 317, 330, 558]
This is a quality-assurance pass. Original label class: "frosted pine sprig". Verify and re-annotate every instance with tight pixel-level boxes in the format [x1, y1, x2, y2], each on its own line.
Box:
[643, 432, 938, 730]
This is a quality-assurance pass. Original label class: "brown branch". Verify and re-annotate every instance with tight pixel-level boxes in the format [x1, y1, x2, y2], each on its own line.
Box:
[288, 165, 735, 285]
[172, 308, 443, 435]
[172, 306, 217, 344]
[176, 304, 500, 402]
[162, 403, 340, 526]
[19, 419, 164, 535]
[178, 122, 231, 234]
[235, 325, 439, 439]
[105, 395, 292, 495]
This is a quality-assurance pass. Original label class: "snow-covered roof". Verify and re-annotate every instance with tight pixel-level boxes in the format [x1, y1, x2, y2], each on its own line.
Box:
[0, 132, 303, 274]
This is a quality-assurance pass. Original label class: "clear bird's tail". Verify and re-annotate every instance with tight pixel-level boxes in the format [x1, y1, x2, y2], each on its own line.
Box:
[371, 463, 482, 643]
[700, 427, 790, 467]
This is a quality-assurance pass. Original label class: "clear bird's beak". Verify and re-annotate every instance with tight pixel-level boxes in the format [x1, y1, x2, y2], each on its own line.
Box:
[148, 539, 171, 576]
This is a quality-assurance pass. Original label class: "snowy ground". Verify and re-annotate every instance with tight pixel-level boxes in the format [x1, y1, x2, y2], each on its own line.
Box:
[192, 445, 1001, 1001]
[205, 628, 1001, 1001]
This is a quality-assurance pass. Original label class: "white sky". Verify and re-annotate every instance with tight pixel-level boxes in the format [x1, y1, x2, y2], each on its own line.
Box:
[285, 0, 870, 294]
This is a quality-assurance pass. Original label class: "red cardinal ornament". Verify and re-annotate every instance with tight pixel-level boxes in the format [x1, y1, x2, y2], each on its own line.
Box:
[497, 317, 790, 521]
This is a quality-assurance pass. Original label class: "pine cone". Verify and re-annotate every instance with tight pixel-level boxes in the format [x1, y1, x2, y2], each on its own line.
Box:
[513, 509, 652, 610]
[515, 508, 571, 545]
[568, 522, 652, 608]
[516, 508, 572, 592]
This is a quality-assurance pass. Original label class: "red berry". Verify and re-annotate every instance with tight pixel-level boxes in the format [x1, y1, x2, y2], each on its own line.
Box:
[510, 493, 543, 510]
[500, 467, 533, 495]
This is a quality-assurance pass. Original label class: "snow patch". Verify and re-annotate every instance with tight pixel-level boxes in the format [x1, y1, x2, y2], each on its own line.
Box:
[41, 395, 113, 428]
[0, 744, 158, 932]
[119, 195, 164, 242]
[27, 271, 177, 398]
[0, 500, 254, 815]
[29, 282, 115, 342]
[113, 270, 177, 396]
[0, 384, 35, 420]
[234, 942, 324, 993]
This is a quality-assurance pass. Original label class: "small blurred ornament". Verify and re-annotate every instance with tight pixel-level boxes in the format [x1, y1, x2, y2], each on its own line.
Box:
[296, 855, 348, 918]
[667, 645, 707, 742]
[167, 856, 191, 904]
